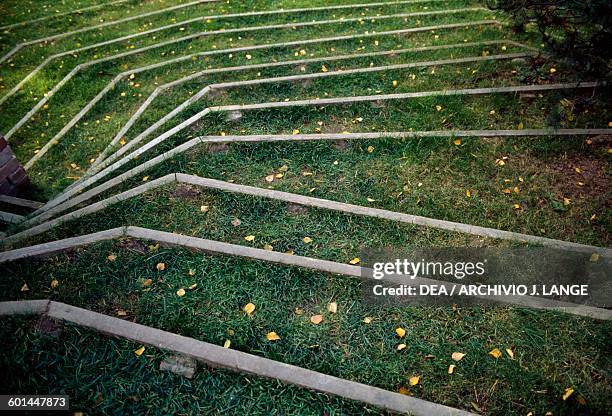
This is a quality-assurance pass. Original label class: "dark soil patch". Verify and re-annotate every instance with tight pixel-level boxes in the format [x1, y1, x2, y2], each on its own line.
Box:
[34, 316, 62, 338]
[332, 140, 350, 151]
[548, 154, 609, 202]
[206, 142, 230, 153]
[286, 203, 308, 215]
[117, 238, 147, 255]
[172, 184, 201, 200]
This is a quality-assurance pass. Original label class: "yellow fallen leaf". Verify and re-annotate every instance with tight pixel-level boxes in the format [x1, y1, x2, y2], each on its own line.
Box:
[454, 138, 461, 146]
[310, 314, 324, 325]
[243, 302, 256, 315]
[327, 302, 337, 313]
[188, 269, 196, 276]
[142, 176, 149, 182]
[50, 279, 59, 289]
[466, 190, 471, 198]
[349, 257, 360, 265]
[395, 327, 406, 338]
[398, 387, 410, 395]
[550, 67, 557, 73]
[409, 375, 420, 386]
[200, 205, 209, 212]
[107, 254, 117, 261]
[397, 343, 407, 351]
[117, 310, 127, 316]
[448, 364, 456, 374]
[392, 80, 398, 87]
[223, 339, 231, 348]
[562, 387, 574, 401]
[436, 105, 443, 112]
[188, 283, 197, 290]
[303, 237, 313, 244]
[367, 145, 374, 153]
[321, 65, 328, 72]
[506, 348, 514, 359]
[244, 235, 255, 242]
[589, 253, 599, 262]
[451, 352, 466, 361]
[266, 331, 281, 341]
[489, 348, 502, 359]
[142, 278, 153, 287]
[513, 204, 521, 210]
[176, 288, 186, 297]
[134, 346, 145, 356]
[363, 316, 373, 324]
[156, 262, 165, 271]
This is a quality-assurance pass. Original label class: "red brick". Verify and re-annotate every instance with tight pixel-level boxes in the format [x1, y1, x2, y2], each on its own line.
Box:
[0, 157, 19, 180]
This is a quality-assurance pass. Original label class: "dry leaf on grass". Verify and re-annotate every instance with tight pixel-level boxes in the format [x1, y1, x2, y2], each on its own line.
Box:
[395, 327, 406, 338]
[310, 315, 324, 325]
[488, 348, 502, 359]
[327, 302, 337, 313]
[408, 376, 420, 386]
[243, 303, 256, 315]
[398, 387, 410, 395]
[134, 346, 145, 356]
[451, 352, 466, 361]
[266, 331, 281, 341]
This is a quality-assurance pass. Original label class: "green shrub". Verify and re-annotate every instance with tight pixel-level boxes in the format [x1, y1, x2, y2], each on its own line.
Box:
[487, 0, 611, 77]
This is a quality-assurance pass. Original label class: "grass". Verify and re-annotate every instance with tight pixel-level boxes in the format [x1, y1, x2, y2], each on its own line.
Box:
[1, 0, 610, 414]
[0, 317, 384, 415]
[1, 242, 611, 414]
